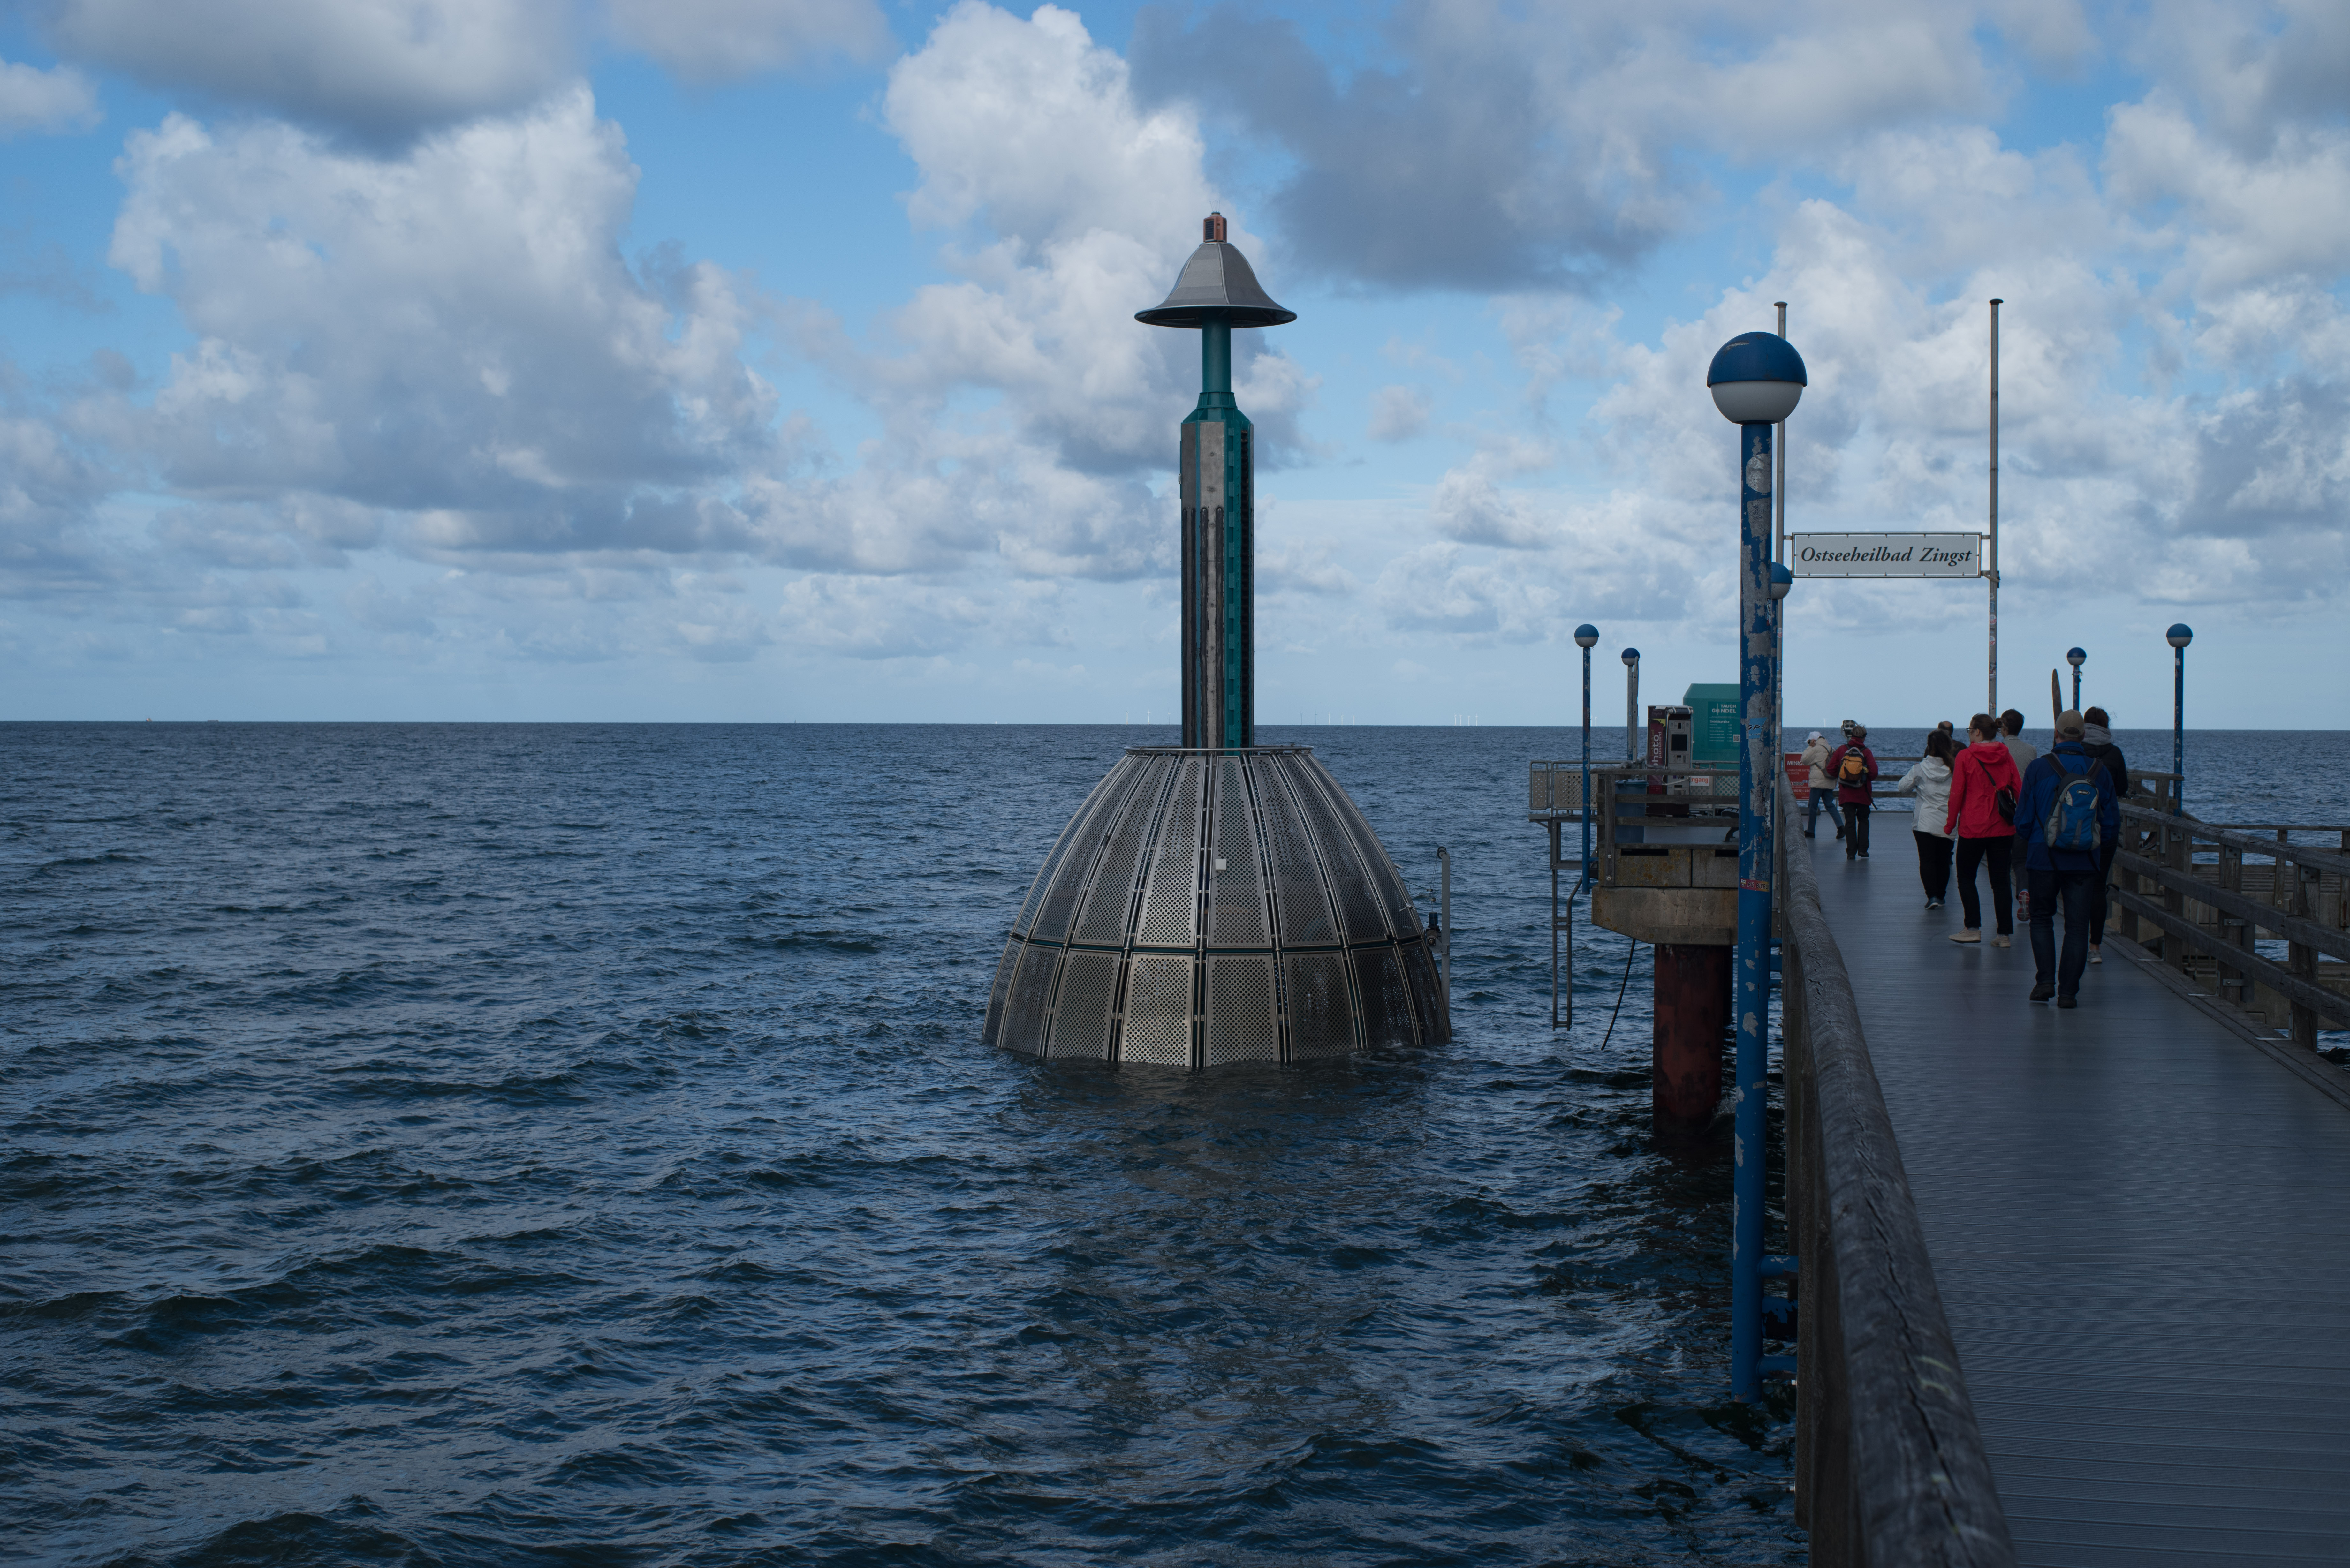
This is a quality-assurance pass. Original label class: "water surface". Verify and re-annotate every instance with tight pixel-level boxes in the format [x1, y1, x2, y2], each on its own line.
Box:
[10, 721, 2329, 1564]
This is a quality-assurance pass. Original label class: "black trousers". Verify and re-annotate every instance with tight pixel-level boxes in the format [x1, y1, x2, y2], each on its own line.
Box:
[2030, 866, 2096, 997]
[1956, 835, 2012, 933]
[1843, 801, 1871, 857]
[1914, 831, 1953, 900]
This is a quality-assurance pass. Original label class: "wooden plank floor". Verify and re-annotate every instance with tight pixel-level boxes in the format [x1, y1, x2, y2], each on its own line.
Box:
[1805, 833, 2350, 1566]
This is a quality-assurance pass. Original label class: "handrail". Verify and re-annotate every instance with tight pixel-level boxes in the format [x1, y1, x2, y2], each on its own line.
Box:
[2107, 867, 2349, 1026]
[2209, 824, 2350, 842]
[1778, 776, 2016, 1565]
[2109, 803, 2349, 1047]
[2117, 803, 2350, 881]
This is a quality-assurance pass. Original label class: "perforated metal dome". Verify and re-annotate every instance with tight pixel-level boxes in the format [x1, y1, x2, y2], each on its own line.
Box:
[984, 747, 1449, 1065]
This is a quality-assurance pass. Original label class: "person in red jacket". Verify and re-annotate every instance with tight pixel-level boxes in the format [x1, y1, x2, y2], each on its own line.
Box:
[1944, 712, 2024, 946]
[1827, 724, 1880, 859]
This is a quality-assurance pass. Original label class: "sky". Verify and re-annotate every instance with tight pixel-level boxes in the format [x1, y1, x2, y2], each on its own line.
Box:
[1, 0, 2345, 729]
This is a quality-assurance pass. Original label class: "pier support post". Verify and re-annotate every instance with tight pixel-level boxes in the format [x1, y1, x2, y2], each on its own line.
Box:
[1653, 943, 1729, 1123]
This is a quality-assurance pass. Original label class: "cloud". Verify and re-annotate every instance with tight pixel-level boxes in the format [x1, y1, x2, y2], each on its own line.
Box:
[0, 405, 117, 600]
[777, 572, 1063, 658]
[1257, 536, 1357, 597]
[1128, 0, 2086, 293]
[1131, 2, 1670, 291]
[2106, 95, 2350, 300]
[0, 56, 100, 138]
[732, 0, 1323, 585]
[1371, 541, 1560, 640]
[1481, 163, 2350, 624]
[888, 3, 1212, 255]
[1429, 466, 1547, 547]
[13, 3, 1299, 658]
[2188, 377, 2350, 560]
[95, 89, 778, 560]
[1368, 384, 1430, 443]
[14, 0, 2346, 705]
[2129, 0, 2350, 152]
[46, 0, 576, 144]
[603, 0, 891, 81]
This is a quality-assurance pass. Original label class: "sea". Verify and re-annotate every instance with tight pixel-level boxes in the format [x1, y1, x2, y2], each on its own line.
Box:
[4, 722, 2341, 1567]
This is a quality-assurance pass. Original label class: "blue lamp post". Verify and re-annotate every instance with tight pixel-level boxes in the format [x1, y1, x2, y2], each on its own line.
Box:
[1708, 329, 1806, 1402]
[1576, 624, 1600, 883]
[2167, 624, 2192, 814]
[2066, 646, 2086, 712]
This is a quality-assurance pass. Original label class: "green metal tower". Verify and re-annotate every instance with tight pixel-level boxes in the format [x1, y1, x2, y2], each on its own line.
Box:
[981, 213, 1448, 1068]
[1136, 212, 1295, 750]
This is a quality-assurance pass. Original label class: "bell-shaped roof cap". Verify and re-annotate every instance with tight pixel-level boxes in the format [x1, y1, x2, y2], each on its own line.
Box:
[1136, 213, 1296, 329]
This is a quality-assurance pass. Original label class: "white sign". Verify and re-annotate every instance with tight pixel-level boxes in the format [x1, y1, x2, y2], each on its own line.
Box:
[1789, 533, 1984, 578]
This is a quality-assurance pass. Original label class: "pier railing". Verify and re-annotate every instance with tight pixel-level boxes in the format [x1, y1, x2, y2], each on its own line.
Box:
[1788, 759, 2180, 818]
[1777, 777, 2017, 1566]
[2111, 805, 2350, 1047]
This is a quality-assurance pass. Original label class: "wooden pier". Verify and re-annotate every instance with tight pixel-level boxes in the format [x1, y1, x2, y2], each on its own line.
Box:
[1781, 780, 2350, 1565]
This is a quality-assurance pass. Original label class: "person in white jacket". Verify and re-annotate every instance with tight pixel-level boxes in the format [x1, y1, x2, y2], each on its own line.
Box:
[1800, 731, 1844, 840]
[1894, 729, 1957, 910]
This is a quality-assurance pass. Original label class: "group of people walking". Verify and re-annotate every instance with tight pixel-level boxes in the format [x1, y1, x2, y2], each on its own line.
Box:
[1801, 710, 2128, 1008]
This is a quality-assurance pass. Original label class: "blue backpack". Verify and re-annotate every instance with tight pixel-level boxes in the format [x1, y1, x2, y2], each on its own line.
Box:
[2043, 754, 2103, 852]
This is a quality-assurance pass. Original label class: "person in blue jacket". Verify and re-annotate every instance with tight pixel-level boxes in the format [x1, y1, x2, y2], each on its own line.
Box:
[2016, 709, 2122, 1008]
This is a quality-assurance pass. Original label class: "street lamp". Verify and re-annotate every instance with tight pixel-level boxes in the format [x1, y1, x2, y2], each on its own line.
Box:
[1708, 329, 1805, 1403]
[2167, 624, 2192, 815]
[2067, 646, 2086, 712]
[1576, 623, 1599, 884]
[1621, 647, 1641, 763]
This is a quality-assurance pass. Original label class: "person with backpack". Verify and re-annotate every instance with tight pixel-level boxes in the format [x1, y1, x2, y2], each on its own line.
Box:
[1827, 725, 1879, 860]
[2078, 706, 2131, 965]
[1943, 713, 2023, 946]
[2017, 710, 2122, 1006]
[1894, 729, 1956, 908]
[1800, 731, 1845, 840]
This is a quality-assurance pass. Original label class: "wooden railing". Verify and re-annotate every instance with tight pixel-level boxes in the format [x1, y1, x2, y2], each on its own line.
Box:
[1777, 778, 2016, 1566]
[2110, 804, 2350, 1048]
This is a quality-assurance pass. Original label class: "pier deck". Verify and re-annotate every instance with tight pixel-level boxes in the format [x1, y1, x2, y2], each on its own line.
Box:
[1806, 833, 2350, 1566]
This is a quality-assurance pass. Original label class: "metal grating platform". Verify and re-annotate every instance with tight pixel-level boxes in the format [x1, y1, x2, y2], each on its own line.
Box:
[986, 746, 1447, 1066]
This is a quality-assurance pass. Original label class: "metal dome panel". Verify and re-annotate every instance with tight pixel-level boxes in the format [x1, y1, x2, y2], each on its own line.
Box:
[985, 746, 1448, 1067]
